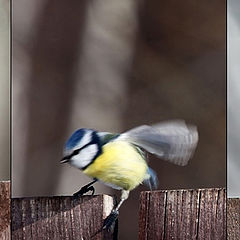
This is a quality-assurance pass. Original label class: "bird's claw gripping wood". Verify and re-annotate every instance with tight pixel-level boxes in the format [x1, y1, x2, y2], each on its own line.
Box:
[73, 179, 97, 198]
[73, 186, 95, 198]
[103, 209, 119, 231]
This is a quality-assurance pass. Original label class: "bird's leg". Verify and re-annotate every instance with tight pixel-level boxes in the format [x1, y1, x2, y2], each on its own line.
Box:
[103, 190, 129, 231]
[73, 178, 98, 197]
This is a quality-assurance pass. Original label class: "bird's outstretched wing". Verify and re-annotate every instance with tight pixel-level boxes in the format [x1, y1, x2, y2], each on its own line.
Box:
[119, 120, 198, 166]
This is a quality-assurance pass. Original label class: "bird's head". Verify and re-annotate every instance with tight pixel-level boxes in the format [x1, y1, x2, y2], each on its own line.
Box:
[61, 128, 102, 170]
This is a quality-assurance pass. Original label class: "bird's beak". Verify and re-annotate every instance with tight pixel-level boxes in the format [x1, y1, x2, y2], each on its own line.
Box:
[60, 156, 69, 163]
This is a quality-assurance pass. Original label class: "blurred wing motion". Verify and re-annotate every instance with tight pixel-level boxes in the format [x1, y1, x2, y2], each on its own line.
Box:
[119, 120, 198, 166]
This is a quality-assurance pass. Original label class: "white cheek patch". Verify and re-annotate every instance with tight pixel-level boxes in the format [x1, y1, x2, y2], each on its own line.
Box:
[71, 144, 98, 169]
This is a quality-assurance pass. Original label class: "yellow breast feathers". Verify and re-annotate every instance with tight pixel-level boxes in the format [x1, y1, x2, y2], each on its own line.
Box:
[83, 141, 148, 190]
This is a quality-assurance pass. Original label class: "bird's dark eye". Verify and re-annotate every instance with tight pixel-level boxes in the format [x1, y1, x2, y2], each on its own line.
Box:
[70, 143, 92, 158]
[63, 147, 83, 161]
[72, 148, 81, 156]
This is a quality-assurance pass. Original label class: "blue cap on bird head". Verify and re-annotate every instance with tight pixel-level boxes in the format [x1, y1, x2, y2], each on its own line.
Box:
[65, 129, 86, 149]
[65, 128, 98, 151]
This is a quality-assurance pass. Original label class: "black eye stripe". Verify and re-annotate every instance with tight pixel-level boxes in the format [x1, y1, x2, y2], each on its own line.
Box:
[66, 143, 93, 159]
[63, 131, 102, 167]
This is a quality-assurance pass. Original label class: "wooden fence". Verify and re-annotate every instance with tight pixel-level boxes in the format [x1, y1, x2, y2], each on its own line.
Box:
[139, 189, 226, 240]
[0, 181, 10, 240]
[11, 195, 115, 240]
[0, 181, 239, 239]
[228, 198, 240, 239]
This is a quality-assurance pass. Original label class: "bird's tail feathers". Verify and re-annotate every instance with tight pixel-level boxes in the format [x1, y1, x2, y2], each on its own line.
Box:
[144, 167, 158, 190]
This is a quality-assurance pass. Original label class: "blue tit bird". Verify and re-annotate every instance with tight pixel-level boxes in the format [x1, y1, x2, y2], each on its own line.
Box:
[61, 120, 198, 230]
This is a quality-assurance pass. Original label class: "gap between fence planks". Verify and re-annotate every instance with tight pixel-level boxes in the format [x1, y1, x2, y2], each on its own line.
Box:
[0, 181, 10, 240]
[11, 194, 117, 240]
[139, 188, 226, 240]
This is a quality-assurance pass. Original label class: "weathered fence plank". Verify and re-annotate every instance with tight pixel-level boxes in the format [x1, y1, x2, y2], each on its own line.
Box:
[0, 181, 10, 240]
[12, 195, 116, 240]
[6, 186, 240, 239]
[139, 188, 226, 240]
[227, 198, 240, 240]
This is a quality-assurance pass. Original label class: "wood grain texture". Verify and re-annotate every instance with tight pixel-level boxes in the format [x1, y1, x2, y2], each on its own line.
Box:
[12, 195, 116, 240]
[0, 181, 10, 240]
[228, 198, 240, 240]
[139, 188, 226, 240]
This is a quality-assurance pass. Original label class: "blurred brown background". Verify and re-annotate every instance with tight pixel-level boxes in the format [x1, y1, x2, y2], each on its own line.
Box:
[13, 0, 226, 239]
